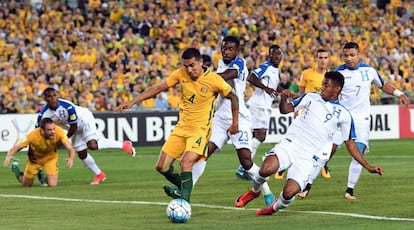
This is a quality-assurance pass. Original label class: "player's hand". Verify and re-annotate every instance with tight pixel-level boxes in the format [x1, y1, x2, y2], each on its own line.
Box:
[3, 156, 12, 167]
[280, 89, 292, 98]
[367, 165, 383, 176]
[264, 87, 278, 98]
[399, 94, 409, 108]
[227, 124, 239, 135]
[66, 158, 74, 168]
[114, 102, 132, 112]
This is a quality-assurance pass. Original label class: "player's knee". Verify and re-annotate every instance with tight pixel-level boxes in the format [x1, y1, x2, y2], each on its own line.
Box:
[87, 140, 99, 150]
[77, 150, 88, 159]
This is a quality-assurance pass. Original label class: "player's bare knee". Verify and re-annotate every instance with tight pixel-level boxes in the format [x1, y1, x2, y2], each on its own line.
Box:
[87, 140, 99, 150]
[77, 150, 88, 159]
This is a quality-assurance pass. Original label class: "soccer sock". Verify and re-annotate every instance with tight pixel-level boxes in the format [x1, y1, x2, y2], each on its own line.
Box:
[307, 162, 324, 185]
[38, 168, 47, 184]
[82, 153, 102, 175]
[97, 138, 123, 149]
[274, 192, 295, 211]
[11, 164, 22, 182]
[250, 138, 261, 160]
[246, 163, 260, 181]
[252, 174, 267, 192]
[192, 160, 207, 186]
[163, 166, 182, 188]
[347, 158, 363, 189]
[347, 142, 365, 189]
[180, 171, 193, 202]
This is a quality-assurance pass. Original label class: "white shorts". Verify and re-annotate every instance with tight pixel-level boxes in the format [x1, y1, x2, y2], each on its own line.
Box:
[210, 115, 252, 151]
[249, 106, 271, 130]
[265, 138, 321, 191]
[70, 110, 98, 151]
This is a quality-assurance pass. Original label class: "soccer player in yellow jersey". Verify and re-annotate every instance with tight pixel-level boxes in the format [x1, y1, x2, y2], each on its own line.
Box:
[115, 48, 239, 203]
[3, 118, 75, 187]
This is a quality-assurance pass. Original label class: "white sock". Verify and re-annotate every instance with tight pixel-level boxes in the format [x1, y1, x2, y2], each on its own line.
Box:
[250, 138, 262, 160]
[307, 162, 324, 185]
[192, 160, 207, 186]
[82, 153, 102, 175]
[274, 192, 295, 211]
[97, 138, 123, 149]
[347, 158, 363, 189]
[252, 174, 267, 192]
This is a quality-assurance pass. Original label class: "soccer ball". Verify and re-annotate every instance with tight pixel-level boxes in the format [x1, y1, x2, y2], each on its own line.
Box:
[166, 198, 191, 223]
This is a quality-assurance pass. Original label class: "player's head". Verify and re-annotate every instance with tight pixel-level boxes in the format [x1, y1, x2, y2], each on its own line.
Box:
[268, 44, 282, 67]
[315, 48, 330, 70]
[39, 117, 56, 139]
[221, 36, 240, 64]
[181, 47, 204, 81]
[43, 87, 59, 109]
[321, 71, 344, 100]
[342, 42, 360, 69]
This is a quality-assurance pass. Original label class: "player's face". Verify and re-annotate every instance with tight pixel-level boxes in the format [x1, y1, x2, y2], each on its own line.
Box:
[182, 57, 203, 81]
[320, 78, 339, 101]
[44, 91, 59, 109]
[41, 122, 56, 139]
[316, 51, 330, 70]
[221, 41, 238, 64]
[343, 48, 359, 69]
[269, 48, 282, 66]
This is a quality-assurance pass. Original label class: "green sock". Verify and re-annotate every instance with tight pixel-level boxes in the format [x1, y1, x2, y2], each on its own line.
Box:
[11, 165, 22, 182]
[38, 168, 47, 184]
[180, 171, 193, 202]
[162, 166, 181, 188]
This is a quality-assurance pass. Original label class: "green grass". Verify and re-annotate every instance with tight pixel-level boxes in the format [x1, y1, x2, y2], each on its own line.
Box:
[1, 139, 413, 229]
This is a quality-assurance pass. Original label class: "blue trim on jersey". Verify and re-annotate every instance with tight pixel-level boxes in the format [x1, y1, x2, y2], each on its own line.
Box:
[336, 62, 385, 88]
[349, 117, 357, 140]
[37, 99, 78, 126]
[291, 93, 308, 107]
[253, 61, 273, 78]
[228, 56, 246, 77]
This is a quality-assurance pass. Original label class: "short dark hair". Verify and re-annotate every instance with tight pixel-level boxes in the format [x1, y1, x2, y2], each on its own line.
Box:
[43, 87, 57, 97]
[343, 42, 359, 50]
[325, 71, 344, 90]
[316, 48, 330, 54]
[222, 35, 240, 48]
[182, 47, 202, 60]
[269, 44, 281, 53]
[39, 117, 54, 129]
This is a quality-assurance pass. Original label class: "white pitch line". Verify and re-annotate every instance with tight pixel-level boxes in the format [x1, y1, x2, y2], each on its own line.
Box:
[1, 194, 413, 222]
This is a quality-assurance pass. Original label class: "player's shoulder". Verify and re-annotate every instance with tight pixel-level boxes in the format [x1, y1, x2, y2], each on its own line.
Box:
[58, 99, 76, 110]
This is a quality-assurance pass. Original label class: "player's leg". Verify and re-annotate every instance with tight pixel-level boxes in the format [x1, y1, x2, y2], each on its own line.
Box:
[345, 142, 367, 200]
[83, 114, 136, 156]
[21, 161, 39, 187]
[9, 158, 23, 183]
[42, 154, 59, 187]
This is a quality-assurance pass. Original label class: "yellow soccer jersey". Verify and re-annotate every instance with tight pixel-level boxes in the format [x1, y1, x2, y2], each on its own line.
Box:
[299, 68, 324, 93]
[166, 67, 232, 130]
[18, 126, 69, 157]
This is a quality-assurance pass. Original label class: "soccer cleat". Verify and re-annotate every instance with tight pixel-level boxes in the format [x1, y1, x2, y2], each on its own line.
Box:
[91, 172, 106, 185]
[344, 188, 356, 200]
[274, 171, 285, 180]
[235, 165, 252, 180]
[264, 193, 275, 207]
[235, 190, 261, 207]
[256, 200, 278, 216]
[122, 141, 136, 157]
[297, 183, 312, 199]
[163, 185, 182, 199]
[321, 165, 331, 179]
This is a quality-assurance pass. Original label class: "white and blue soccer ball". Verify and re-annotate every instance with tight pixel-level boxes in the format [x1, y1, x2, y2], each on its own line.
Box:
[166, 198, 191, 223]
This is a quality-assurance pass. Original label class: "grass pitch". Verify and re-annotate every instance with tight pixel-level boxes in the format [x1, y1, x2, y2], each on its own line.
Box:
[0, 139, 413, 229]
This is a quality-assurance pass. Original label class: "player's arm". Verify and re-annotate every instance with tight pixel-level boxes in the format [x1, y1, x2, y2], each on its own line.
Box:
[67, 123, 77, 138]
[62, 141, 76, 168]
[247, 73, 278, 98]
[3, 144, 25, 167]
[279, 89, 294, 114]
[115, 81, 170, 111]
[344, 139, 383, 176]
[218, 69, 238, 88]
[224, 91, 239, 134]
[380, 81, 409, 108]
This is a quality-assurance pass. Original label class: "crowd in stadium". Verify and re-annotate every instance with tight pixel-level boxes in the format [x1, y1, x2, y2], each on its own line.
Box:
[0, 0, 413, 114]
